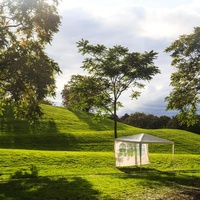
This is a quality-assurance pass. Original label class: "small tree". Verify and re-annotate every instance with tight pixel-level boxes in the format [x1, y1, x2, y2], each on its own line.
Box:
[77, 39, 160, 138]
[61, 75, 111, 113]
[165, 27, 200, 126]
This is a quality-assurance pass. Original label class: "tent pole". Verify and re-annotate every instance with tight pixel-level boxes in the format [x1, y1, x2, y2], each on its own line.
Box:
[172, 144, 174, 161]
[135, 143, 137, 165]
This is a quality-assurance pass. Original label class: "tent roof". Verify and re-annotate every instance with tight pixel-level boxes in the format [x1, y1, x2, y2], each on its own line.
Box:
[115, 133, 174, 144]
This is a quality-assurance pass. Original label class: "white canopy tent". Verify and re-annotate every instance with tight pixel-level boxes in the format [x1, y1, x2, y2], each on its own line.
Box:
[115, 133, 174, 167]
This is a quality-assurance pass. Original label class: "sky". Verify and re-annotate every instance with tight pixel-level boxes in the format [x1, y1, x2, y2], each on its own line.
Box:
[46, 0, 200, 117]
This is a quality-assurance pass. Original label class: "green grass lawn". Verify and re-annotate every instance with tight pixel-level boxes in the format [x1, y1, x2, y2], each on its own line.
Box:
[0, 104, 200, 199]
[0, 149, 200, 200]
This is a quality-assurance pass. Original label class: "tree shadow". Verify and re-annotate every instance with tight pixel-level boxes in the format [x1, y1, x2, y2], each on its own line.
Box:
[118, 166, 200, 199]
[0, 117, 80, 151]
[0, 176, 102, 200]
[71, 110, 113, 131]
[0, 117, 59, 135]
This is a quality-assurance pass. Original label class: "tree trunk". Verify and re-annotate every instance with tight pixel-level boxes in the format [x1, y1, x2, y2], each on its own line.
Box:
[114, 99, 117, 138]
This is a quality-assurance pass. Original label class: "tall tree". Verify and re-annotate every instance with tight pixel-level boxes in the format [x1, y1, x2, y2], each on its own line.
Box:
[61, 75, 111, 113]
[77, 39, 160, 138]
[165, 27, 200, 126]
[0, 0, 61, 121]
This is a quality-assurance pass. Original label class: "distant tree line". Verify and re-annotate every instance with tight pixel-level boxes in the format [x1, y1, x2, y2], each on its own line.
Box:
[119, 112, 200, 134]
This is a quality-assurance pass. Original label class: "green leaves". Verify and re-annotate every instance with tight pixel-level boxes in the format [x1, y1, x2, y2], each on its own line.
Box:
[77, 39, 159, 138]
[165, 27, 200, 126]
[77, 39, 159, 104]
[0, 0, 61, 122]
[77, 39, 106, 56]
[62, 75, 111, 113]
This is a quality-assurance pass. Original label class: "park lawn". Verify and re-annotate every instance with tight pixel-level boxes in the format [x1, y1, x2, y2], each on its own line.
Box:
[0, 149, 200, 199]
[1, 149, 200, 178]
[0, 104, 200, 199]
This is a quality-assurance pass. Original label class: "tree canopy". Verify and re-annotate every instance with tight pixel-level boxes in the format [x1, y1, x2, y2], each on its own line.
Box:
[77, 39, 160, 138]
[0, 0, 61, 121]
[61, 74, 111, 113]
[165, 27, 200, 126]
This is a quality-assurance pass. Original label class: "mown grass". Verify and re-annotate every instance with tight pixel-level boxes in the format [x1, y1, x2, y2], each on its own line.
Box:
[0, 149, 200, 199]
[1, 105, 200, 154]
[0, 149, 200, 178]
[0, 104, 200, 199]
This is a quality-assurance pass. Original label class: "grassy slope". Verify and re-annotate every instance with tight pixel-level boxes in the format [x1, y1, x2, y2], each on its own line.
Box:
[0, 104, 200, 199]
[0, 104, 200, 154]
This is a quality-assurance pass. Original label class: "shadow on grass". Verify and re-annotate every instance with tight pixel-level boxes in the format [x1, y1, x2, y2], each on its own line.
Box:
[0, 176, 101, 200]
[118, 167, 200, 199]
[0, 117, 80, 150]
[71, 109, 133, 132]
[71, 110, 111, 131]
[0, 117, 113, 151]
[0, 118, 59, 135]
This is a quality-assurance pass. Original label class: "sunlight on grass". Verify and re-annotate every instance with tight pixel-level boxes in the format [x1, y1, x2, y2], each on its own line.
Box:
[0, 105, 200, 199]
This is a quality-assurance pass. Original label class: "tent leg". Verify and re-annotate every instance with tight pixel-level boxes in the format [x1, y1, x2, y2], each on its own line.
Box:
[172, 144, 174, 162]
[135, 144, 137, 165]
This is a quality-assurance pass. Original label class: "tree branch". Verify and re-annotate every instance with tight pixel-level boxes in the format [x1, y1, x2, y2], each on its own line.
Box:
[0, 23, 22, 31]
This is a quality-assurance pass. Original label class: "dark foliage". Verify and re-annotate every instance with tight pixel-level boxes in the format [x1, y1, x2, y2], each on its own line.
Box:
[120, 112, 200, 134]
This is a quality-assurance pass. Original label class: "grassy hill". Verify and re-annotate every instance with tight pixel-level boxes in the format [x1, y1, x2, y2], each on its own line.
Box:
[0, 104, 200, 199]
[0, 104, 200, 154]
